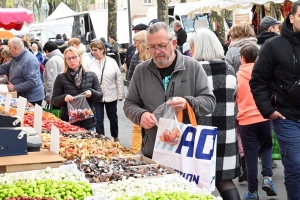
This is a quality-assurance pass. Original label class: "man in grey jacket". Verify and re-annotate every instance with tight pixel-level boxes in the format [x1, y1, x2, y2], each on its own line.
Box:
[123, 22, 216, 158]
[0, 38, 44, 105]
[43, 41, 64, 105]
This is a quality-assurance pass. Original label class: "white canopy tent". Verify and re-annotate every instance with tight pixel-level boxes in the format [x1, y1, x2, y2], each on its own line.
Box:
[186, 0, 298, 18]
[29, 2, 76, 45]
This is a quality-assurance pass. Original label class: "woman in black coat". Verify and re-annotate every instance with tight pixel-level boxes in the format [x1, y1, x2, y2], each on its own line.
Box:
[52, 47, 103, 131]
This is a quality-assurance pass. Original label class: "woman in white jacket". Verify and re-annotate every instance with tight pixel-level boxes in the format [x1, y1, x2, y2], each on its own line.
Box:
[87, 41, 124, 142]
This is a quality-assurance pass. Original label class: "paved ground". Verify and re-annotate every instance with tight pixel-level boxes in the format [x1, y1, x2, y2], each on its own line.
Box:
[103, 87, 287, 200]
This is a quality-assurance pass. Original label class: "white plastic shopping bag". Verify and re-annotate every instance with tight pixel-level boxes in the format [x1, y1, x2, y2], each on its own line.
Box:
[152, 102, 218, 192]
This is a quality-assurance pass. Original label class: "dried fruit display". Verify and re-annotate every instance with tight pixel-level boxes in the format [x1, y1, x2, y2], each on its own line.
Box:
[24, 112, 86, 133]
[0, 180, 92, 200]
[117, 191, 219, 200]
[0, 105, 17, 116]
[5, 197, 55, 200]
[74, 157, 172, 183]
[41, 133, 134, 160]
[92, 175, 219, 200]
[159, 127, 181, 146]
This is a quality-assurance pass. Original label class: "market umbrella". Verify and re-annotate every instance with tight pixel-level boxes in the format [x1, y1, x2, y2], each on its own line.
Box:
[0, 28, 14, 39]
[0, 8, 34, 30]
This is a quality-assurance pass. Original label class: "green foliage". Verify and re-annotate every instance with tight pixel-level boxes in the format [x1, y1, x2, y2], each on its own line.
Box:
[6, 0, 14, 8]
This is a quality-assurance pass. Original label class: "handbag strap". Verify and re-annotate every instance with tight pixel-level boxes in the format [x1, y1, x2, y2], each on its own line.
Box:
[177, 102, 197, 127]
[99, 58, 107, 85]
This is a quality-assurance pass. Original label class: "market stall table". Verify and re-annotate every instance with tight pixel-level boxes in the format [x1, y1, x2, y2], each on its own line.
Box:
[0, 149, 64, 173]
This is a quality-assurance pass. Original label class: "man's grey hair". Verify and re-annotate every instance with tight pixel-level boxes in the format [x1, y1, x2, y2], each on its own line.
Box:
[148, 22, 176, 40]
[9, 37, 24, 49]
[188, 28, 224, 60]
[173, 20, 182, 28]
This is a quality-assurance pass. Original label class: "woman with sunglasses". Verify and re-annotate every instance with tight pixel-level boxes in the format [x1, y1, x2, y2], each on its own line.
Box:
[87, 41, 124, 142]
[51, 47, 103, 131]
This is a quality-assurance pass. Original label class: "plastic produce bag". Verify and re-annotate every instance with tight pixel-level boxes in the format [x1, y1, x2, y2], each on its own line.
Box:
[67, 94, 94, 123]
[153, 100, 181, 146]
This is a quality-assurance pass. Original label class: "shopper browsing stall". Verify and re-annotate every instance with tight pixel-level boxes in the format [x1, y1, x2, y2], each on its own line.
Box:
[0, 38, 44, 106]
[87, 41, 124, 142]
[123, 22, 215, 158]
[51, 47, 103, 131]
[188, 28, 240, 200]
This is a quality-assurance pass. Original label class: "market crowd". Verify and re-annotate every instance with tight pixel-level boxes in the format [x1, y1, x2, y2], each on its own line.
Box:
[1, 2, 300, 200]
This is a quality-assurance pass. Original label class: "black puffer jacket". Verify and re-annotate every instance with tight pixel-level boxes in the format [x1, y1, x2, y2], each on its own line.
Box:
[250, 13, 300, 122]
[257, 32, 278, 45]
[51, 69, 103, 129]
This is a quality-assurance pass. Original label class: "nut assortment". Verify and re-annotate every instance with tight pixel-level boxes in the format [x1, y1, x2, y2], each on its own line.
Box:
[74, 157, 172, 183]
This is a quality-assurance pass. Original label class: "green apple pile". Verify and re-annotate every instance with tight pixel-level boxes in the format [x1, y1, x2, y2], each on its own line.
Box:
[117, 191, 217, 200]
[0, 179, 92, 200]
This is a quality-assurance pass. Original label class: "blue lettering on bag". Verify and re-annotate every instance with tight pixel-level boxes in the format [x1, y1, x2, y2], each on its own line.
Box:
[175, 126, 197, 157]
[175, 126, 217, 160]
[174, 169, 200, 184]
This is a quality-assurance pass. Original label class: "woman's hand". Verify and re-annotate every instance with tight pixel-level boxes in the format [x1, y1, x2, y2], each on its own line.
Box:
[85, 90, 92, 98]
[64, 95, 74, 102]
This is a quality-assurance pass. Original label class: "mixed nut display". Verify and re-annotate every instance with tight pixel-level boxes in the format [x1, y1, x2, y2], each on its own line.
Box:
[74, 157, 173, 183]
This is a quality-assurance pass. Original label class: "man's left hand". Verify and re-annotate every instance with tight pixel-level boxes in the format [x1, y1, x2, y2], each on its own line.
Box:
[167, 97, 187, 111]
[7, 82, 14, 92]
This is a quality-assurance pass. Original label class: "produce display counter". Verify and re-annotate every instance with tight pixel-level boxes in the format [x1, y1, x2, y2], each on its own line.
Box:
[0, 96, 223, 200]
[0, 149, 64, 173]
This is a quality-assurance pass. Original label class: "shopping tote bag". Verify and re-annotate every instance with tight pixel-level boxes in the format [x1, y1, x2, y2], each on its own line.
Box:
[152, 103, 218, 191]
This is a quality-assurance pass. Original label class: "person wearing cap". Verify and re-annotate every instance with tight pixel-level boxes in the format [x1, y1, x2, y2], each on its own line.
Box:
[257, 16, 281, 46]
[125, 23, 148, 81]
[250, 2, 300, 199]
[173, 20, 187, 53]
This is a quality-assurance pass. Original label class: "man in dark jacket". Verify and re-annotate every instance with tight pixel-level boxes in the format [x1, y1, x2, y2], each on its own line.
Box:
[257, 16, 281, 46]
[173, 20, 187, 53]
[125, 23, 148, 82]
[55, 34, 68, 54]
[250, 3, 300, 199]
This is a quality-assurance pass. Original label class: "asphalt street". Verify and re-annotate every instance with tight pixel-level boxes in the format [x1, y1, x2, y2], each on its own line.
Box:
[103, 87, 287, 200]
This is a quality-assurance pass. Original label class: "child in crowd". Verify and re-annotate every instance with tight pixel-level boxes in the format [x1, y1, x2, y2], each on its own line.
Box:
[236, 43, 277, 200]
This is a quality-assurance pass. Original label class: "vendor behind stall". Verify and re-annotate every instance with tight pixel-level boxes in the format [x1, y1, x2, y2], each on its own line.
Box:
[0, 38, 44, 106]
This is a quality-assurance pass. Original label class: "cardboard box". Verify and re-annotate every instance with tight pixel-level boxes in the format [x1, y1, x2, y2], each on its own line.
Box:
[0, 150, 65, 173]
[0, 91, 17, 98]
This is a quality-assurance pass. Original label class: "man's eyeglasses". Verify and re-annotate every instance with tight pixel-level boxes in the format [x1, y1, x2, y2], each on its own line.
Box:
[66, 56, 78, 61]
[147, 39, 172, 53]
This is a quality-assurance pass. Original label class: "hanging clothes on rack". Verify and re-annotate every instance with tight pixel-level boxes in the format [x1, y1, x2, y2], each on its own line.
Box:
[280, 0, 293, 18]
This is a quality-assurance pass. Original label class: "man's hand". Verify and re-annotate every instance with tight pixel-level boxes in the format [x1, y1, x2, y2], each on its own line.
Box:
[269, 111, 286, 120]
[64, 95, 74, 102]
[167, 97, 187, 111]
[140, 112, 157, 129]
[85, 90, 92, 98]
[7, 82, 14, 92]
